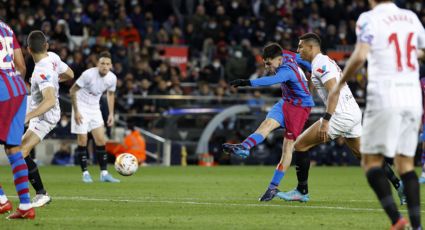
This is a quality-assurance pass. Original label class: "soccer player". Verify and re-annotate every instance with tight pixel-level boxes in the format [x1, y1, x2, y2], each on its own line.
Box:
[0, 20, 35, 219]
[420, 77, 425, 184]
[70, 51, 120, 183]
[222, 43, 315, 201]
[327, 1, 424, 229]
[277, 33, 406, 205]
[21, 30, 74, 208]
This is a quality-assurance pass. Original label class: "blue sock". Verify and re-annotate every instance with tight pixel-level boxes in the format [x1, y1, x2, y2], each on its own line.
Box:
[242, 133, 265, 149]
[269, 164, 285, 189]
[7, 152, 30, 204]
[0, 184, 4, 196]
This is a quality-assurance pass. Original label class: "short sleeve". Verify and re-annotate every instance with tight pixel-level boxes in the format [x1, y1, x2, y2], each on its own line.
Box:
[356, 13, 375, 45]
[76, 70, 89, 88]
[34, 72, 54, 91]
[312, 59, 335, 84]
[414, 14, 425, 49]
[107, 74, 117, 92]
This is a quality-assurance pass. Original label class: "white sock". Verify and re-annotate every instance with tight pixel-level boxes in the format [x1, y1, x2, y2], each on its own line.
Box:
[421, 171, 425, 178]
[83, 171, 90, 176]
[101, 170, 108, 176]
[19, 203, 31, 210]
[0, 195, 8, 204]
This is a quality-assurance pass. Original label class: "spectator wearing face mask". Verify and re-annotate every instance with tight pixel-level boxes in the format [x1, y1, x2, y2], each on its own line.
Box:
[225, 48, 249, 82]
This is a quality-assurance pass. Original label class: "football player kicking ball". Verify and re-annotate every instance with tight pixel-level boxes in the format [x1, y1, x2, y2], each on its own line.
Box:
[328, 1, 424, 229]
[70, 51, 120, 183]
[223, 43, 315, 201]
[277, 33, 406, 205]
[21, 31, 74, 208]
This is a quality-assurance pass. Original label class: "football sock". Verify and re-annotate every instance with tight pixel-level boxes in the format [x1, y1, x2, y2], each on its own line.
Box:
[382, 161, 401, 189]
[366, 167, 400, 225]
[96, 145, 108, 171]
[7, 152, 31, 210]
[25, 156, 46, 195]
[400, 171, 421, 229]
[76, 146, 88, 172]
[0, 184, 7, 203]
[241, 133, 265, 149]
[268, 163, 285, 189]
[422, 150, 425, 175]
[295, 151, 310, 195]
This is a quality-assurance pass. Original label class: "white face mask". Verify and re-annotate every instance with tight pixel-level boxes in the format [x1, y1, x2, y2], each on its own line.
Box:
[213, 61, 220, 68]
[234, 51, 242, 58]
[60, 119, 68, 127]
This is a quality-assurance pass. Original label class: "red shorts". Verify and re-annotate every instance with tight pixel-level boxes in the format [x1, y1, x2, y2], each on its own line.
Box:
[282, 102, 311, 140]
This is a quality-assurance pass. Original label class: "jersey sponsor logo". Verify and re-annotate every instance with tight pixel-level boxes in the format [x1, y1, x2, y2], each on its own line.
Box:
[316, 65, 328, 76]
[40, 74, 51, 81]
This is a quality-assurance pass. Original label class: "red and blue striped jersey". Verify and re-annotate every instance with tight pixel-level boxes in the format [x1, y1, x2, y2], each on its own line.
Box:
[0, 20, 26, 98]
[250, 51, 314, 107]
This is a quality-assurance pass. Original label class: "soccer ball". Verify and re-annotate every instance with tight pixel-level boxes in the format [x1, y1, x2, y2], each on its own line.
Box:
[114, 153, 139, 176]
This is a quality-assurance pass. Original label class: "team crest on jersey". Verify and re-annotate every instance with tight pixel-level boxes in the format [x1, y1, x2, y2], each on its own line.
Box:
[316, 65, 327, 74]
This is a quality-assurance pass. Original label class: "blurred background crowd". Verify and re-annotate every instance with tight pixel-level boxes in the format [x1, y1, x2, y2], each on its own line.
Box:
[2, 0, 425, 165]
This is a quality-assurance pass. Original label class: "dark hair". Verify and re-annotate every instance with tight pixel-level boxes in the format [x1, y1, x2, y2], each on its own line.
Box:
[99, 51, 112, 60]
[262, 43, 283, 59]
[299, 33, 321, 46]
[27, 30, 47, 53]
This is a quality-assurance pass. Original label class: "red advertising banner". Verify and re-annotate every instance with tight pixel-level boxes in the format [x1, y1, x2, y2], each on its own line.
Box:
[160, 46, 188, 77]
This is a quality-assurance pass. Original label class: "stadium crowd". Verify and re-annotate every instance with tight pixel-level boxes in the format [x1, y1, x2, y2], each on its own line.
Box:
[1, 0, 425, 164]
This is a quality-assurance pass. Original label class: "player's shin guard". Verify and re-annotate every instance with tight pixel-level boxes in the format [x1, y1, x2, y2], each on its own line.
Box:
[241, 133, 265, 150]
[96, 145, 108, 171]
[294, 151, 310, 195]
[382, 161, 401, 189]
[400, 171, 421, 229]
[25, 156, 46, 195]
[268, 163, 285, 189]
[7, 152, 31, 209]
[76, 146, 88, 172]
[366, 167, 400, 225]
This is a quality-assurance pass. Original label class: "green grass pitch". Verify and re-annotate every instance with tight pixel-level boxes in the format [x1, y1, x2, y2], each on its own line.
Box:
[0, 166, 423, 229]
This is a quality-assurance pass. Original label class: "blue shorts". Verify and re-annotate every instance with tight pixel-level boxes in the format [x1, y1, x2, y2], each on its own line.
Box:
[421, 124, 425, 142]
[0, 73, 27, 146]
[266, 99, 285, 128]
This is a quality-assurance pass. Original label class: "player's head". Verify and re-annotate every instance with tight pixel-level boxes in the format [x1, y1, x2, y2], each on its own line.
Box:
[297, 32, 321, 61]
[97, 51, 112, 76]
[262, 43, 283, 71]
[27, 30, 48, 55]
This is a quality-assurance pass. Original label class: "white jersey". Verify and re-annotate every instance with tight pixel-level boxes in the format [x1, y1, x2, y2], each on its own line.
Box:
[76, 67, 117, 109]
[311, 53, 360, 114]
[29, 52, 68, 124]
[356, 2, 425, 110]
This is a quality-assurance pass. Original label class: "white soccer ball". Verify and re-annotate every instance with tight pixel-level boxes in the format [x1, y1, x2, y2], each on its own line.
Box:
[114, 153, 139, 176]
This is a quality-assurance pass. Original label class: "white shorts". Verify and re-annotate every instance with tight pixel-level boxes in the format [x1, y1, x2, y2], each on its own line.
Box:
[327, 109, 362, 140]
[71, 107, 104, 134]
[361, 108, 422, 158]
[28, 117, 57, 140]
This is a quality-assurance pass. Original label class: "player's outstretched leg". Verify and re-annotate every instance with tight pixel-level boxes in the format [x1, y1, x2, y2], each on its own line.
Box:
[76, 146, 93, 183]
[97, 145, 120, 183]
[25, 156, 51, 207]
[223, 133, 265, 158]
[277, 151, 310, 202]
[6, 151, 35, 219]
[0, 184, 12, 214]
[382, 161, 406, 205]
[399, 170, 422, 229]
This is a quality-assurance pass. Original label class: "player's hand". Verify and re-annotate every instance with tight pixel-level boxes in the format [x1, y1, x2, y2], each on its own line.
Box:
[107, 114, 114, 127]
[74, 111, 83, 125]
[318, 119, 329, 142]
[229, 79, 251, 88]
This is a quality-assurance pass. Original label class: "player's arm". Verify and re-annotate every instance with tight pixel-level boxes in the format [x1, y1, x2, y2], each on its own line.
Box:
[25, 87, 55, 123]
[12, 34, 26, 78]
[69, 83, 82, 124]
[59, 67, 74, 82]
[106, 91, 115, 127]
[318, 78, 338, 141]
[328, 43, 369, 115]
[295, 53, 312, 72]
[230, 69, 289, 88]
